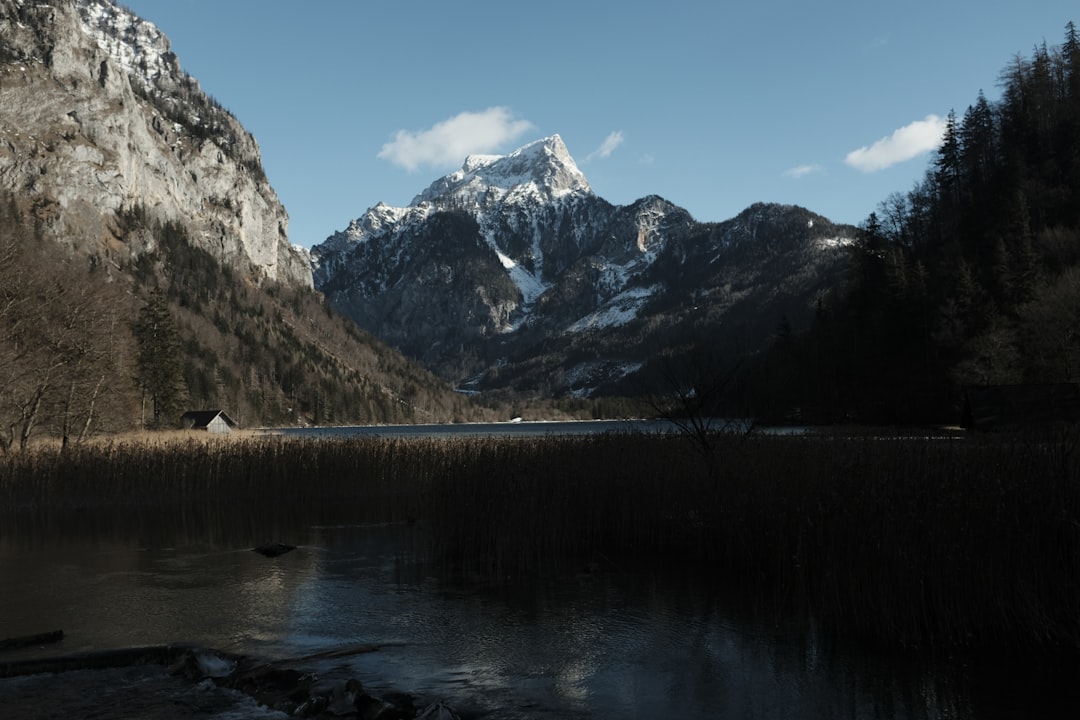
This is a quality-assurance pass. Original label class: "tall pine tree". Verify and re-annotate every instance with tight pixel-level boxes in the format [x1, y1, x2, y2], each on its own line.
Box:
[133, 291, 186, 428]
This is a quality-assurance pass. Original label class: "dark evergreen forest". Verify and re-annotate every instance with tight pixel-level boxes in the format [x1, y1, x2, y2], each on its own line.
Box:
[742, 22, 1080, 425]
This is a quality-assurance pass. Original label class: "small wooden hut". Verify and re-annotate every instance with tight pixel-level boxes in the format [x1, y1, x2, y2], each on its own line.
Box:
[181, 410, 238, 435]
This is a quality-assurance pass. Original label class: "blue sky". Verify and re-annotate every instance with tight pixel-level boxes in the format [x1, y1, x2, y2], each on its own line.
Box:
[121, 1, 1077, 248]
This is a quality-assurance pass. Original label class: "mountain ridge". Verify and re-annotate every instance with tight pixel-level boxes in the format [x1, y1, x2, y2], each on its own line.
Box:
[313, 137, 857, 397]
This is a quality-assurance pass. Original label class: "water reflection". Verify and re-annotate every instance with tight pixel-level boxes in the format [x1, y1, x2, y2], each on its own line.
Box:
[2, 522, 1077, 719]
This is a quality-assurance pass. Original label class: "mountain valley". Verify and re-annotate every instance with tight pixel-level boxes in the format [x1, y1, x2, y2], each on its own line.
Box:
[5, 0, 1075, 437]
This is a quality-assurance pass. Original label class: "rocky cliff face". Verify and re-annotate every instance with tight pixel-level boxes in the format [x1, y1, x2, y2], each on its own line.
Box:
[0, 0, 311, 287]
[313, 136, 858, 397]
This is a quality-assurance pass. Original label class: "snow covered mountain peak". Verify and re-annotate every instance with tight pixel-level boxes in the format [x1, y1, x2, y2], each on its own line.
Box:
[412, 134, 592, 208]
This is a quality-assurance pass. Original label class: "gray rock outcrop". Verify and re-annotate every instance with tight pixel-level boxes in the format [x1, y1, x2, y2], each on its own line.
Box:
[0, 0, 311, 287]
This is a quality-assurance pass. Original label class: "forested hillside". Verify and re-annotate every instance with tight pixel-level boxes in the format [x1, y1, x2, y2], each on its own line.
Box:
[742, 23, 1080, 424]
[0, 195, 504, 450]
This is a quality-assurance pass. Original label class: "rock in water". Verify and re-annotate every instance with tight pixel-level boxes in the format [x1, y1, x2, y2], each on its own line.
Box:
[252, 543, 296, 558]
[168, 649, 236, 680]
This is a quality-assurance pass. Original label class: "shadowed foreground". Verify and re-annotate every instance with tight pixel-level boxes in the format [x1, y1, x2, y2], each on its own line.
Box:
[2, 428, 1078, 655]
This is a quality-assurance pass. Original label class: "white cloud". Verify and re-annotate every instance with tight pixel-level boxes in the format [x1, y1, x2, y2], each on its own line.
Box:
[844, 115, 947, 173]
[586, 131, 624, 161]
[378, 107, 535, 171]
[784, 164, 822, 179]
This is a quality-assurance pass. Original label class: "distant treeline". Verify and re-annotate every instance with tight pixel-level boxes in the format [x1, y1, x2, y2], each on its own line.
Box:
[740, 23, 1080, 424]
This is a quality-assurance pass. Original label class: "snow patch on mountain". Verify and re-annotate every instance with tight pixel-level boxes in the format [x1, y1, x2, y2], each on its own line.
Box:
[567, 285, 658, 333]
[76, 0, 175, 89]
[816, 236, 856, 250]
[494, 243, 547, 307]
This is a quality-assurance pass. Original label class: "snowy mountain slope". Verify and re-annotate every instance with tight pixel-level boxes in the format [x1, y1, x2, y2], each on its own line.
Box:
[313, 137, 857, 396]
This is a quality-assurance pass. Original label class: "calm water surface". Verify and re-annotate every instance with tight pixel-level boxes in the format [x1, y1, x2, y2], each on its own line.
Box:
[259, 418, 800, 440]
[264, 419, 685, 439]
[3, 521, 1076, 719]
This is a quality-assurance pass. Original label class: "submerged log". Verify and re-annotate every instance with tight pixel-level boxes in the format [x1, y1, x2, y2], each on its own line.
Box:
[228, 641, 380, 678]
[0, 630, 64, 651]
[0, 644, 196, 679]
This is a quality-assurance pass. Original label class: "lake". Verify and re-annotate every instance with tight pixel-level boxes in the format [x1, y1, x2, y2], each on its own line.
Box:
[262, 418, 700, 439]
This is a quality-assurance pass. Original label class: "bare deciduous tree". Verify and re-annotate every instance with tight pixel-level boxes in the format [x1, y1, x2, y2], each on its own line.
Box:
[646, 346, 748, 468]
[0, 200, 134, 451]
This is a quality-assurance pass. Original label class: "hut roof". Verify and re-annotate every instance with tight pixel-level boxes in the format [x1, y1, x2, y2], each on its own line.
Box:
[181, 410, 238, 430]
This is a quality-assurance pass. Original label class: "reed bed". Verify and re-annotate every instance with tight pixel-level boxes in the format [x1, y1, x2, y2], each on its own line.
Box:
[0, 435, 429, 546]
[1, 428, 1078, 655]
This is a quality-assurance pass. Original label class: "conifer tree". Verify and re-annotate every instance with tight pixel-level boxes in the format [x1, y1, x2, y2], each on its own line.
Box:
[935, 109, 962, 201]
[960, 91, 996, 194]
[134, 291, 186, 428]
[989, 235, 1013, 305]
[1007, 191, 1039, 304]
